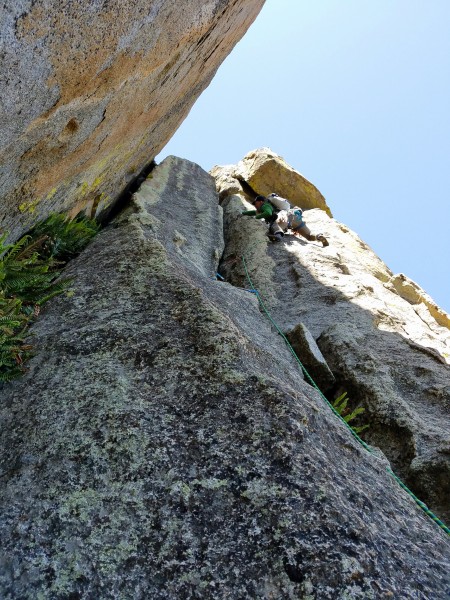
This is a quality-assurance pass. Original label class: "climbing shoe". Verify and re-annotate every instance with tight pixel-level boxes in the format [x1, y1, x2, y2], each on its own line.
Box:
[268, 232, 284, 242]
[317, 234, 329, 247]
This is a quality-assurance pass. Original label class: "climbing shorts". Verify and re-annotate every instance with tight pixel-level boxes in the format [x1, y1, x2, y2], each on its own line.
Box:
[288, 209, 305, 231]
[292, 221, 306, 231]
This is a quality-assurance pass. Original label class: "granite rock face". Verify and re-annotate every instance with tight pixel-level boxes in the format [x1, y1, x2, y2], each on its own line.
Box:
[0, 0, 264, 240]
[1, 156, 449, 599]
[285, 322, 336, 392]
[216, 150, 450, 526]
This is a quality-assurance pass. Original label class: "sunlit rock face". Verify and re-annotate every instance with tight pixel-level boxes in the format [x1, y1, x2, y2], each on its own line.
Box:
[0, 0, 264, 240]
[215, 148, 450, 524]
[211, 146, 332, 215]
[1, 156, 449, 598]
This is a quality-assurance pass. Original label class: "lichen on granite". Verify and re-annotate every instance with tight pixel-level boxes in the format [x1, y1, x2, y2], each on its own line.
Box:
[0, 156, 449, 599]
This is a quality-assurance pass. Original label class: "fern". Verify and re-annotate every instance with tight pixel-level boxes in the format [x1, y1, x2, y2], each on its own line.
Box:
[332, 392, 370, 435]
[28, 213, 99, 262]
[0, 235, 71, 307]
[23, 281, 71, 307]
[0, 232, 30, 262]
[0, 212, 99, 382]
[0, 293, 32, 381]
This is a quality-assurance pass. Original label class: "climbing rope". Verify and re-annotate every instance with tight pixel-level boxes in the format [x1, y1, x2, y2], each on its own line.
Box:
[241, 253, 450, 536]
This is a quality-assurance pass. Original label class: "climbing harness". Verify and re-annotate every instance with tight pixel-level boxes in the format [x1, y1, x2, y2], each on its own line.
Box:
[241, 253, 450, 537]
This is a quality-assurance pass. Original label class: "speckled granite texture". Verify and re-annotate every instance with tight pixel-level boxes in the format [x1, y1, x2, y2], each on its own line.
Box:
[0, 157, 449, 599]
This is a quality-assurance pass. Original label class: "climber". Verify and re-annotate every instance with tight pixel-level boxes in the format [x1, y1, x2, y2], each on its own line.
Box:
[242, 195, 329, 246]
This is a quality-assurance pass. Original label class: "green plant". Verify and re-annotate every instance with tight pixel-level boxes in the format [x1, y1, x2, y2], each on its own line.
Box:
[0, 293, 33, 381]
[0, 213, 99, 381]
[332, 391, 370, 435]
[0, 232, 70, 309]
[27, 213, 99, 262]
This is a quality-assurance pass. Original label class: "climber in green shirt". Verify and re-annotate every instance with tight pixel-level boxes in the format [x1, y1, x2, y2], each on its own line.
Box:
[242, 195, 329, 246]
[241, 195, 275, 222]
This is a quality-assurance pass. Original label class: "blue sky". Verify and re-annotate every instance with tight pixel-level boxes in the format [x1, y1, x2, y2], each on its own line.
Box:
[157, 0, 450, 313]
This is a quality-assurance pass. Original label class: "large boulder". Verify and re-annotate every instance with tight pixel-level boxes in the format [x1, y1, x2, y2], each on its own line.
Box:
[0, 0, 264, 241]
[1, 156, 449, 598]
[211, 147, 332, 214]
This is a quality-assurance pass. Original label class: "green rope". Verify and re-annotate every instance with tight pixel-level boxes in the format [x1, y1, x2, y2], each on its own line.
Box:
[386, 468, 450, 533]
[241, 254, 450, 536]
